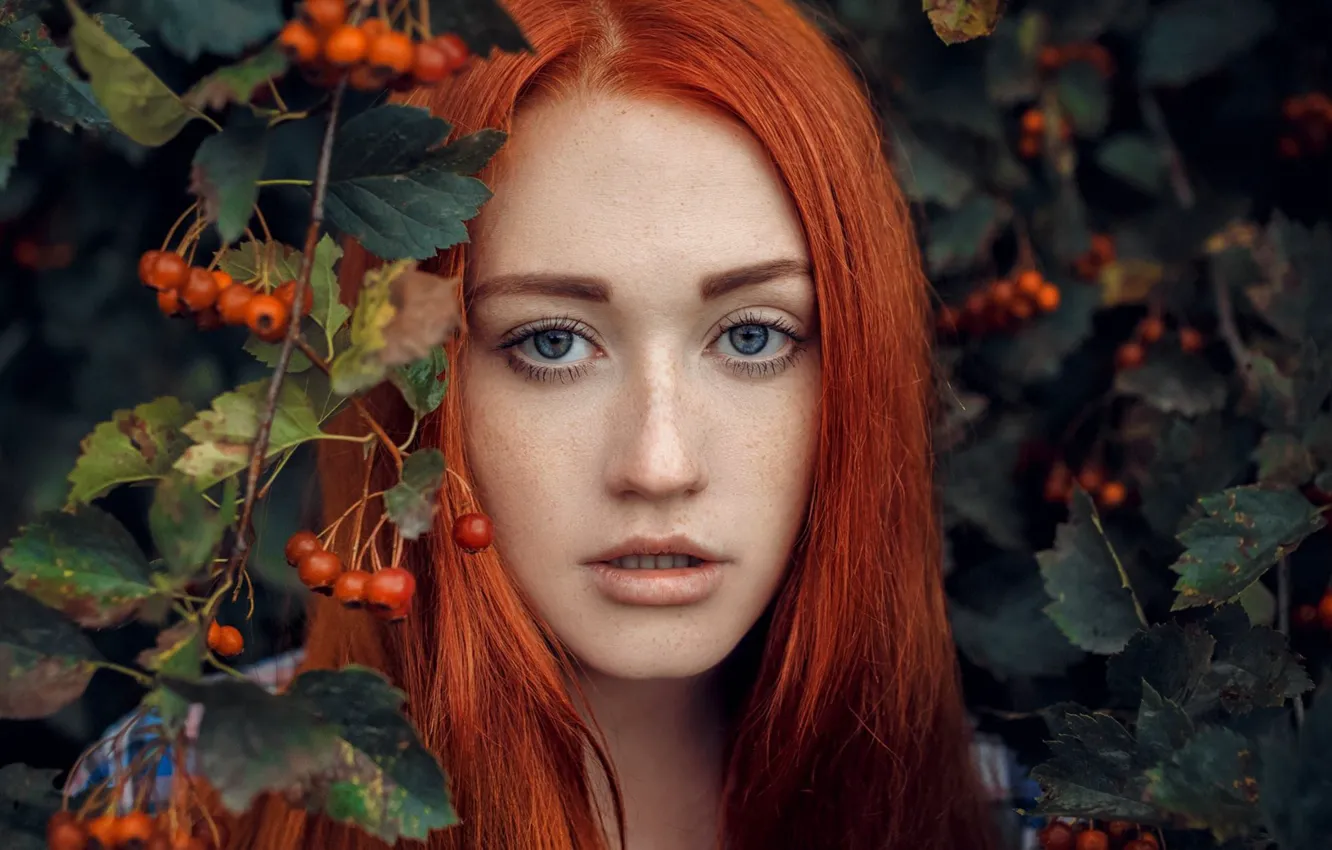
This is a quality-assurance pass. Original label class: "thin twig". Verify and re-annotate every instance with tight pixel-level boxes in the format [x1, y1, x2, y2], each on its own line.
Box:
[1278, 556, 1306, 728]
[224, 78, 349, 582]
[1140, 92, 1194, 209]
[294, 336, 405, 471]
[1213, 268, 1256, 389]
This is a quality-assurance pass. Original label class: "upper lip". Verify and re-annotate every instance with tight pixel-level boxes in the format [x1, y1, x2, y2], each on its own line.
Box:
[585, 534, 726, 564]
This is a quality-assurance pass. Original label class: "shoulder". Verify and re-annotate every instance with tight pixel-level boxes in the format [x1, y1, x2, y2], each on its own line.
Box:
[66, 647, 308, 808]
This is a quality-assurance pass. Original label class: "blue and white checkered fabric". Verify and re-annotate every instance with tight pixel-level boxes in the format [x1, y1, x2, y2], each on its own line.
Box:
[67, 648, 1047, 844]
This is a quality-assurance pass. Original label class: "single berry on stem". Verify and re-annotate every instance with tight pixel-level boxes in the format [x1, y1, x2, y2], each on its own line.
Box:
[47, 811, 86, 850]
[1137, 315, 1165, 343]
[333, 570, 370, 608]
[368, 30, 415, 75]
[138, 249, 164, 286]
[207, 622, 244, 657]
[113, 810, 156, 844]
[211, 269, 234, 291]
[1016, 269, 1043, 298]
[1040, 821, 1075, 850]
[151, 253, 189, 291]
[366, 567, 417, 611]
[217, 284, 255, 325]
[299, 550, 344, 594]
[86, 813, 119, 847]
[278, 21, 320, 64]
[323, 25, 369, 67]
[245, 293, 291, 343]
[158, 288, 185, 317]
[1114, 341, 1145, 370]
[181, 267, 221, 312]
[1020, 108, 1044, 135]
[1098, 480, 1128, 509]
[275, 279, 314, 316]
[1105, 821, 1132, 841]
[1179, 326, 1204, 353]
[1075, 828, 1109, 850]
[285, 529, 324, 566]
[1035, 282, 1061, 312]
[412, 41, 451, 83]
[433, 33, 471, 72]
[302, 0, 346, 32]
[453, 512, 494, 552]
[1076, 465, 1104, 493]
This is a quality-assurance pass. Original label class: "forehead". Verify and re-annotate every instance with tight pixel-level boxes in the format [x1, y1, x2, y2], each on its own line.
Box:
[469, 94, 808, 284]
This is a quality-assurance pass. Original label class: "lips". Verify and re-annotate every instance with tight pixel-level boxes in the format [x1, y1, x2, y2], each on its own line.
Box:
[585, 534, 725, 567]
[608, 554, 704, 569]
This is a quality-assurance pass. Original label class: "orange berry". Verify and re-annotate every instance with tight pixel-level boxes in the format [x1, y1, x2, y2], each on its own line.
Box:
[990, 279, 1016, 305]
[1136, 833, 1160, 850]
[432, 33, 471, 72]
[285, 530, 323, 566]
[368, 30, 415, 75]
[180, 266, 220, 312]
[157, 287, 185, 317]
[1077, 465, 1105, 493]
[1016, 270, 1044, 297]
[333, 570, 371, 608]
[1115, 341, 1146, 370]
[348, 63, 392, 91]
[366, 567, 417, 611]
[1137, 315, 1165, 343]
[1038, 45, 1062, 73]
[138, 249, 165, 286]
[1098, 480, 1128, 509]
[216, 284, 254, 326]
[151, 252, 189, 291]
[298, 550, 343, 594]
[1041, 822, 1076, 850]
[208, 623, 244, 657]
[1011, 298, 1035, 320]
[323, 25, 368, 67]
[1318, 592, 1332, 630]
[1294, 603, 1320, 629]
[1035, 282, 1061, 312]
[1076, 828, 1110, 850]
[1044, 464, 1073, 503]
[412, 41, 451, 83]
[245, 293, 290, 343]
[1105, 822, 1133, 841]
[1179, 326, 1204, 353]
[1018, 133, 1042, 159]
[278, 21, 320, 64]
[274, 279, 313, 317]
[1090, 233, 1115, 265]
[360, 18, 388, 39]
[47, 812, 86, 850]
[114, 810, 156, 843]
[302, 0, 346, 32]
[1021, 108, 1045, 135]
[211, 269, 234, 290]
[87, 813, 118, 847]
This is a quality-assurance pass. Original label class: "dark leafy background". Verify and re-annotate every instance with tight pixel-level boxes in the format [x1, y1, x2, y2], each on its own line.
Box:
[1, 0, 1331, 846]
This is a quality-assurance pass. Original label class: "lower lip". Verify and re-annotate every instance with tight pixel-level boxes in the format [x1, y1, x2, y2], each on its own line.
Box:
[587, 561, 724, 606]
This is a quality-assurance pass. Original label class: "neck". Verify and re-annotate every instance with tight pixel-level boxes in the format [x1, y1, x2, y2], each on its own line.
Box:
[574, 667, 728, 850]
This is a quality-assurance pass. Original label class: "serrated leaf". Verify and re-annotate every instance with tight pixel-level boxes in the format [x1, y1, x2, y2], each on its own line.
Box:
[1055, 59, 1109, 136]
[424, 0, 530, 57]
[217, 238, 302, 285]
[1244, 215, 1332, 349]
[1194, 620, 1312, 716]
[182, 44, 288, 111]
[1146, 726, 1260, 841]
[0, 96, 29, 189]
[389, 348, 449, 417]
[1029, 712, 1160, 821]
[0, 587, 102, 719]
[925, 193, 1009, 275]
[66, 396, 195, 509]
[383, 450, 445, 540]
[0, 14, 108, 132]
[1096, 134, 1167, 196]
[322, 105, 497, 260]
[1114, 348, 1228, 416]
[330, 259, 407, 395]
[161, 675, 341, 813]
[118, 0, 283, 61]
[1169, 485, 1325, 610]
[1106, 622, 1215, 709]
[286, 666, 457, 841]
[1252, 432, 1315, 488]
[940, 414, 1026, 549]
[174, 379, 325, 489]
[135, 620, 202, 726]
[1258, 687, 1332, 850]
[189, 110, 268, 244]
[309, 234, 349, 338]
[1037, 487, 1146, 653]
[923, 0, 1007, 44]
[1139, 0, 1275, 86]
[148, 474, 235, 581]
[1136, 681, 1194, 764]
[2, 507, 155, 628]
[64, 0, 193, 147]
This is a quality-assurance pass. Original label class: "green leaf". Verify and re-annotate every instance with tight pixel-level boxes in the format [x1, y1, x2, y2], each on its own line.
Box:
[174, 379, 325, 489]
[330, 259, 409, 395]
[983, 12, 1043, 105]
[1258, 687, 1332, 850]
[309, 234, 349, 338]
[1096, 134, 1167, 196]
[1037, 487, 1145, 654]
[0, 587, 102, 720]
[925, 193, 1010, 275]
[1055, 59, 1109, 137]
[891, 130, 973, 208]
[940, 414, 1026, 550]
[1194, 618, 1312, 716]
[119, 0, 283, 61]
[148, 473, 236, 581]
[286, 666, 458, 841]
[0, 2, 49, 27]
[1114, 347, 1228, 416]
[1107, 622, 1215, 709]
[217, 238, 302, 284]
[2, 506, 156, 628]
[91, 12, 145, 50]
[65, 396, 196, 508]
[135, 619, 203, 727]
[1244, 215, 1332, 349]
[1169, 485, 1325, 610]
[424, 0, 530, 57]
[0, 97, 29, 189]
[323, 105, 498, 260]
[980, 280, 1098, 384]
[1252, 432, 1316, 489]
[923, 0, 1006, 44]
[1139, 0, 1275, 86]
[1146, 726, 1260, 840]
[1029, 712, 1160, 822]
[0, 14, 109, 132]
[182, 43, 288, 111]
[383, 450, 445, 540]
[389, 348, 449, 417]
[189, 110, 268, 245]
[161, 675, 342, 813]
[63, 0, 194, 146]
[0, 763, 83, 850]
[1136, 681, 1194, 765]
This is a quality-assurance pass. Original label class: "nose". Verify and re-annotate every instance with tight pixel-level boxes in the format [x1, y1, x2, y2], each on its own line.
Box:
[603, 358, 708, 502]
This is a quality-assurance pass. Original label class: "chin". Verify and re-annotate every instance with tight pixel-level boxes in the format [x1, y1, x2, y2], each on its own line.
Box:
[564, 617, 748, 681]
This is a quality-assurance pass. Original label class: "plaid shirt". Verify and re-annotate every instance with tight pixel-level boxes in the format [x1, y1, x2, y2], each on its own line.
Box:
[67, 649, 1047, 847]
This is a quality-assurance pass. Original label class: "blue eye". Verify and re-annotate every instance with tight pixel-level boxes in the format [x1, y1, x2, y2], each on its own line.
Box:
[532, 329, 575, 359]
[725, 324, 772, 356]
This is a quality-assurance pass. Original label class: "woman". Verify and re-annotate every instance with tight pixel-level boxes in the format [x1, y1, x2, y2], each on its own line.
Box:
[82, 0, 1004, 846]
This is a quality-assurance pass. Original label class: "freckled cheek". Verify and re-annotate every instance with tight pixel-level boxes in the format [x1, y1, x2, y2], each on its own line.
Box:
[711, 375, 820, 509]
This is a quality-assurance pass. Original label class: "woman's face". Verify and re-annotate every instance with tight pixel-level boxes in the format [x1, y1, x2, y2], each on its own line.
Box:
[460, 93, 820, 680]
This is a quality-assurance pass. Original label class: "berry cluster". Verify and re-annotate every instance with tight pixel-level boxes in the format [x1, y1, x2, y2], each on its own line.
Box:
[1037, 42, 1115, 78]
[1278, 92, 1331, 159]
[1017, 107, 1071, 159]
[1044, 462, 1130, 511]
[139, 249, 308, 341]
[1293, 588, 1332, 631]
[1039, 819, 1158, 850]
[47, 808, 225, 850]
[206, 620, 244, 657]
[284, 530, 417, 621]
[1113, 315, 1205, 372]
[1073, 233, 1115, 281]
[936, 270, 1062, 338]
[278, 0, 471, 93]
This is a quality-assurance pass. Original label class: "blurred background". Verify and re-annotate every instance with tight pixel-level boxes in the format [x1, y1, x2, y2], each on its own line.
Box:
[1, 0, 1330, 836]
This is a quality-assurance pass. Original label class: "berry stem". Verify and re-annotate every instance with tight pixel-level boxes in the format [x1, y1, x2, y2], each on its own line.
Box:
[362, 511, 391, 572]
[294, 335, 405, 471]
[160, 201, 201, 252]
[254, 178, 315, 187]
[349, 443, 376, 571]
[418, 0, 430, 37]
[254, 202, 274, 243]
[265, 78, 290, 113]
[224, 75, 350, 585]
[90, 660, 154, 687]
[1211, 266, 1255, 387]
[1278, 554, 1305, 729]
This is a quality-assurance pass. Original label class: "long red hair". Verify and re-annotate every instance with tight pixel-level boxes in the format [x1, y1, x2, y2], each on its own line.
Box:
[228, 0, 998, 847]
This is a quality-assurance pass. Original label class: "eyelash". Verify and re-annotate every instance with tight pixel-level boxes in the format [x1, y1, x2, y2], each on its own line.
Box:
[495, 310, 810, 384]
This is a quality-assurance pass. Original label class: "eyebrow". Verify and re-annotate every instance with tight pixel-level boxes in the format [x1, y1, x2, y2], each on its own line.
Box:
[468, 258, 811, 304]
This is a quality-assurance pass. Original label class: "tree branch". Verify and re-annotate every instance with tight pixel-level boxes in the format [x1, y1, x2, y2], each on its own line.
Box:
[294, 336, 405, 471]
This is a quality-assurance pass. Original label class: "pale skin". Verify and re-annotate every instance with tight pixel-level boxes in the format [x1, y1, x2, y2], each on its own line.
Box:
[460, 92, 821, 850]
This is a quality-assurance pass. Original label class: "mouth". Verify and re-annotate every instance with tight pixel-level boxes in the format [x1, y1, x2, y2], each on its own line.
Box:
[605, 554, 706, 569]
[583, 536, 727, 605]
